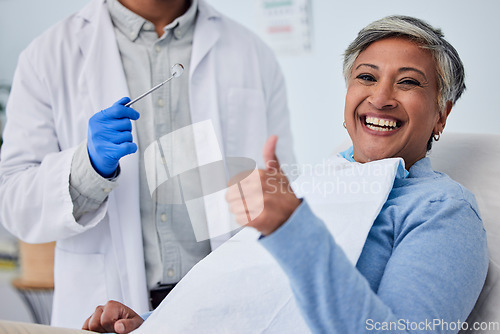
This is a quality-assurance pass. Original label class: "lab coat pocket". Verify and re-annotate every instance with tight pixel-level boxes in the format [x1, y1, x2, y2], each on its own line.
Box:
[226, 88, 267, 161]
[52, 247, 108, 327]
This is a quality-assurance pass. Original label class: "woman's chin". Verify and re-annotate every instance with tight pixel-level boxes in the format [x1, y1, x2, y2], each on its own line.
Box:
[353, 147, 396, 163]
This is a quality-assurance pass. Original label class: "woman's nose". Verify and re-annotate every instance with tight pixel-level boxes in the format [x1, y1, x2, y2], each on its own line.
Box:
[367, 83, 397, 110]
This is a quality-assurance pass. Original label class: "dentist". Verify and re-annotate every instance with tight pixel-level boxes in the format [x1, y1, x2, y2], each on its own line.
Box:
[0, 0, 295, 328]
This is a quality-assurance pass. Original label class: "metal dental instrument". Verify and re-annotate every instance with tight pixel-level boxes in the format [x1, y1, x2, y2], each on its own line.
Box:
[125, 63, 184, 107]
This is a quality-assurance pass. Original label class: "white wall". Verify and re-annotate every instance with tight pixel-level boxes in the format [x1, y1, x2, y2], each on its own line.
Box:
[1, 0, 499, 164]
[0, 0, 89, 82]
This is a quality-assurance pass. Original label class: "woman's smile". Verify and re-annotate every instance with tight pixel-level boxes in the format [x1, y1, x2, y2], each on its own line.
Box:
[360, 115, 403, 134]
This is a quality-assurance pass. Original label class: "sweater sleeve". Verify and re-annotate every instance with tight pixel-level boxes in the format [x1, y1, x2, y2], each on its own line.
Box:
[259, 200, 488, 334]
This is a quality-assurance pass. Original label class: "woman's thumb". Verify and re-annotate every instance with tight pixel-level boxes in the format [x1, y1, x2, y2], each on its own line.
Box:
[263, 135, 280, 171]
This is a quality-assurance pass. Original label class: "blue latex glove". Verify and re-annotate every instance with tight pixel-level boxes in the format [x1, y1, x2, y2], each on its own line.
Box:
[87, 97, 140, 178]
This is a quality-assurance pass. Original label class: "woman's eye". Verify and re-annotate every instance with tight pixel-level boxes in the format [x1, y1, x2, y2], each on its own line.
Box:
[398, 78, 421, 86]
[356, 74, 376, 82]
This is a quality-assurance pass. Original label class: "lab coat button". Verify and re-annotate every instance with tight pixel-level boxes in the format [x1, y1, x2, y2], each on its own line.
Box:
[103, 188, 112, 193]
[155, 45, 161, 53]
[175, 30, 182, 38]
[157, 98, 165, 107]
[144, 22, 153, 30]
[160, 213, 168, 222]
[167, 269, 175, 277]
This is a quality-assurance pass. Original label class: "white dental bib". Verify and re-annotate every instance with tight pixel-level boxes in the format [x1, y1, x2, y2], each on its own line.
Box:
[133, 156, 406, 334]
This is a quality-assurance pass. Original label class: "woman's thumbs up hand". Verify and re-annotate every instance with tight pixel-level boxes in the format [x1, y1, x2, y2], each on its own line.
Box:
[226, 136, 301, 236]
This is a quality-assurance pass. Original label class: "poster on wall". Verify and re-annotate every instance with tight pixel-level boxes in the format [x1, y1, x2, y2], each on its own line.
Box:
[258, 0, 313, 56]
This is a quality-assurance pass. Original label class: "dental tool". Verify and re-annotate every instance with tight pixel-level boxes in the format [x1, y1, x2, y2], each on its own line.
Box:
[125, 63, 184, 107]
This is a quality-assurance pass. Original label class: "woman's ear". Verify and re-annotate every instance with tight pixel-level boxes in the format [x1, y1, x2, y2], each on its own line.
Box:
[434, 101, 453, 135]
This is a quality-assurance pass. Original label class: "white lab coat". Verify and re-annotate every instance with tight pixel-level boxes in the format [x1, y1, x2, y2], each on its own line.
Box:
[0, 0, 295, 328]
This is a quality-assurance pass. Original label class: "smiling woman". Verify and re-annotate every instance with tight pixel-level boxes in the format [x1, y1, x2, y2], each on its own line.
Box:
[225, 15, 488, 334]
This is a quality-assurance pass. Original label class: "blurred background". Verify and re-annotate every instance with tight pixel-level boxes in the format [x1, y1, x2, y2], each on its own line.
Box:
[1, 0, 499, 323]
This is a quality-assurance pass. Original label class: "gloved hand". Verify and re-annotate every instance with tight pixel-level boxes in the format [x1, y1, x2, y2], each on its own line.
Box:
[87, 97, 140, 178]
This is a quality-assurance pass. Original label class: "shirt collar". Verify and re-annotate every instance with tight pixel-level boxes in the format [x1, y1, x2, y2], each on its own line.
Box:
[107, 0, 198, 42]
[169, 0, 198, 39]
[406, 157, 435, 178]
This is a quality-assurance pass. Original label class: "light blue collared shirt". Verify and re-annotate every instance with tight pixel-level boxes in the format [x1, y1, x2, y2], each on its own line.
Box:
[107, 0, 210, 290]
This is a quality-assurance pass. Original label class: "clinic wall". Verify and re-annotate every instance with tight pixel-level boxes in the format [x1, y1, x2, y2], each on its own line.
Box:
[0, 0, 88, 80]
[0, 1, 499, 165]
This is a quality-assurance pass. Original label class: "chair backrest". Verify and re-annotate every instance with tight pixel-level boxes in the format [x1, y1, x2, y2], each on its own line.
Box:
[428, 133, 500, 334]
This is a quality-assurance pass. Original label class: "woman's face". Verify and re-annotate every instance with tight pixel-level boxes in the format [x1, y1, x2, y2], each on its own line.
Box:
[344, 37, 450, 168]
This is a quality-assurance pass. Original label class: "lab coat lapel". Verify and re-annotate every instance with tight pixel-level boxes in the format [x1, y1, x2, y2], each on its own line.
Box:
[190, 1, 221, 80]
[76, 0, 129, 110]
[190, 2, 237, 250]
[76, 0, 148, 312]
[190, 1, 224, 156]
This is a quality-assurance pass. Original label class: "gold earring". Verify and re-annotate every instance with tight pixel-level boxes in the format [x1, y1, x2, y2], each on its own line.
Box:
[433, 132, 441, 141]
[343, 121, 347, 129]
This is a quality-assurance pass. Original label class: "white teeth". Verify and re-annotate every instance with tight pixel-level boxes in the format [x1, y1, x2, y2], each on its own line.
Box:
[367, 124, 391, 132]
[365, 116, 397, 129]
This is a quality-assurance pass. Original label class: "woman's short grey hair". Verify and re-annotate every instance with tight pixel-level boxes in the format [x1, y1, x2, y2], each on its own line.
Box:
[343, 15, 465, 115]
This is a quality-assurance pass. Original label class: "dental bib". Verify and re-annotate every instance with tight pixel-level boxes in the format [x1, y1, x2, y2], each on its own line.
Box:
[132, 156, 406, 334]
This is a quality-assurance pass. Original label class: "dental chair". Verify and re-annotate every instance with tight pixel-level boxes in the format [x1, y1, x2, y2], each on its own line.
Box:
[428, 132, 500, 334]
